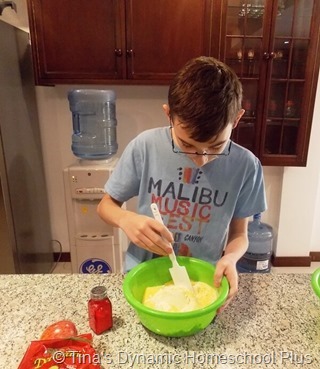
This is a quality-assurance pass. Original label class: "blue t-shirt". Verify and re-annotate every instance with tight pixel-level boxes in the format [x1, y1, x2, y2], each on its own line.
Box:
[105, 127, 267, 269]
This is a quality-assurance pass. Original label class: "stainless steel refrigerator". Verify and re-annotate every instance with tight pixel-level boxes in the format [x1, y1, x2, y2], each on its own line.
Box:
[0, 20, 54, 273]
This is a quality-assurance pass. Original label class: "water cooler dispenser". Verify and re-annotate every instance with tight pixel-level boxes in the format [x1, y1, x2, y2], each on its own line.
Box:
[64, 89, 127, 273]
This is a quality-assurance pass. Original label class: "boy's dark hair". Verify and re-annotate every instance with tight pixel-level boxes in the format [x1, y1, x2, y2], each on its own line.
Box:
[168, 56, 243, 142]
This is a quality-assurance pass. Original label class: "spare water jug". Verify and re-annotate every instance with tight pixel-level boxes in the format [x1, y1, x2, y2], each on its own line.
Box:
[68, 89, 118, 160]
[237, 213, 273, 273]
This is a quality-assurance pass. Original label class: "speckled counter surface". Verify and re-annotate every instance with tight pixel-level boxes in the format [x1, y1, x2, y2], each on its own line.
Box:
[0, 273, 319, 369]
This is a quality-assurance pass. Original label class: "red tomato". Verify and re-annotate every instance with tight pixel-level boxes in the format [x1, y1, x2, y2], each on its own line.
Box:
[40, 320, 78, 340]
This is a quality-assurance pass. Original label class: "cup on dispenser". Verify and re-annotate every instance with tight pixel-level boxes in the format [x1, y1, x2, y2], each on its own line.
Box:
[68, 89, 118, 160]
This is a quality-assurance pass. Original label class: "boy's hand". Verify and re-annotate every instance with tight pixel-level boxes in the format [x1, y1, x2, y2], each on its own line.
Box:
[213, 254, 239, 313]
[119, 213, 173, 255]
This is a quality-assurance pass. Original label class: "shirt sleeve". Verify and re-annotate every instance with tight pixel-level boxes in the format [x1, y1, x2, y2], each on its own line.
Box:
[233, 157, 267, 218]
[105, 138, 143, 202]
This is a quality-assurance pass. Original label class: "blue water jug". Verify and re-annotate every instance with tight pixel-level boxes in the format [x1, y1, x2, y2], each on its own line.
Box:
[68, 89, 118, 160]
[237, 213, 273, 273]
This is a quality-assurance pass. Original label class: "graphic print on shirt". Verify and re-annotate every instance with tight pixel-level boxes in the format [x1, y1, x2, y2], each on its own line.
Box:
[148, 166, 228, 256]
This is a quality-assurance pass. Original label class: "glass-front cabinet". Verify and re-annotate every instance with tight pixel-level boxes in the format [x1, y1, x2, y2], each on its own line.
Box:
[219, 0, 320, 166]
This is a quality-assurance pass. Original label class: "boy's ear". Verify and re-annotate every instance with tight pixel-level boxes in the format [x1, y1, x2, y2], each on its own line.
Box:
[162, 104, 171, 121]
[233, 109, 245, 129]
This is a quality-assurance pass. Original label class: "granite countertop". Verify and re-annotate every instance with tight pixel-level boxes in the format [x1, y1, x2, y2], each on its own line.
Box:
[0, 272, 319, 369]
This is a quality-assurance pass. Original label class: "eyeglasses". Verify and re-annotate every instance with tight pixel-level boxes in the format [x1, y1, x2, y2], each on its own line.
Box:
[169, 126, 232, 158]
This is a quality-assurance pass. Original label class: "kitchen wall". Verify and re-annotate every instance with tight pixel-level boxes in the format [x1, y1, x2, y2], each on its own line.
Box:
[277, 78, 320, 257]
[35, 80, 320, 260]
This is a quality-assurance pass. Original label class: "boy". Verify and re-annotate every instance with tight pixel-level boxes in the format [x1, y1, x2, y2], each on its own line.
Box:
[97, 56, 267, 310]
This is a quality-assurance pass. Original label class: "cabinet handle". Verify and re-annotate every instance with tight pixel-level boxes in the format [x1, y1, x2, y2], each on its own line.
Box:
[263, 52, 276, 60]
[114, 49, 122, 57]
[126, 49, 134, 57]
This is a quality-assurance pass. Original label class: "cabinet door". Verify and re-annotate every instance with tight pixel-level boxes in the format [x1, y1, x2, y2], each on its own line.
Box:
[220, 0, 274, 154]
[219, 0, 320, 166]
[27, 0, 125, 85]
[125, 0, 212, 81]
[262, 0, 320, 166]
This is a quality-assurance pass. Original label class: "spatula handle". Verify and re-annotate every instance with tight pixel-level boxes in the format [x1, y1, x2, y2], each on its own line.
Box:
[150, 203, 176, 260]
[151, 205, 193, 292]
[150, 203, 163, 224]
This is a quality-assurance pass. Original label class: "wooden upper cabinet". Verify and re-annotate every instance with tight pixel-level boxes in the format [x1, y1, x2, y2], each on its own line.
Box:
[26, 0, 320, 166]
[27, 0, 126, 84]
[27, 0, 212, 85]
[125, 0, 212, 80]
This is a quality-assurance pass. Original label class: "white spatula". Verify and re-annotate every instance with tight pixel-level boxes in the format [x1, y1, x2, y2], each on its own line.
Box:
[150, 203, 193, 291]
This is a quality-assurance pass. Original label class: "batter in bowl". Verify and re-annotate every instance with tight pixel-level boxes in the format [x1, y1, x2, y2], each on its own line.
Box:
[143, 281, 218, 312]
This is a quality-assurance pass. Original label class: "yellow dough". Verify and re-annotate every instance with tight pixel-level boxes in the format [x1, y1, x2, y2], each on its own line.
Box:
[142, 281, 218, 312]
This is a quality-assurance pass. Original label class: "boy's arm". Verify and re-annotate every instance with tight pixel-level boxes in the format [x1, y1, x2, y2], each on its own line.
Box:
[214, 217, 249, 311]
[97, 194, 173, 255]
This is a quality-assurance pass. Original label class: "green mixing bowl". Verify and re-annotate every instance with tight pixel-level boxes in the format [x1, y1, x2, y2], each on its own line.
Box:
[123, 256, 229, 337]
[311, 267, 320, 298]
